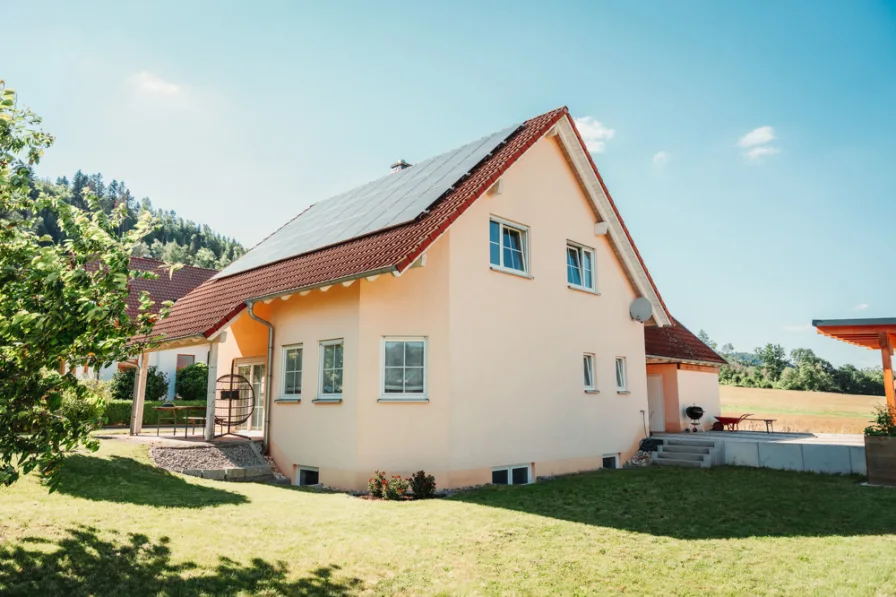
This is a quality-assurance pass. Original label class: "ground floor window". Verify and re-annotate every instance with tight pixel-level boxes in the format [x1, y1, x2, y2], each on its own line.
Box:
[297, 467, 319, 486]
[492, 464, 531, 485]
[382, 337, 427, 397]
[615, 357, 627, 391]
[176, 354, 195, 370]
[319, 340, 344, 396]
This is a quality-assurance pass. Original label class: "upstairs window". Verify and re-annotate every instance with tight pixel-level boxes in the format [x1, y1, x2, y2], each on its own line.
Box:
[382, 337, 427, 397]
[615, 357, 628, 392]
[490, 217, 529, 275]
[583, 353, 596, 391]
[319, 340, 344, 396]
[567, 242, 595, 291]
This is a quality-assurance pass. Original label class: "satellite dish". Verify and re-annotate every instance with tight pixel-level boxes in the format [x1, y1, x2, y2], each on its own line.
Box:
[630, 297, 653, 322]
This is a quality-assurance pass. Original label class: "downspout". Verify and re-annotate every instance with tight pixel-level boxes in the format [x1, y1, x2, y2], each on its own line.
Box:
[246, 301, 274, 453]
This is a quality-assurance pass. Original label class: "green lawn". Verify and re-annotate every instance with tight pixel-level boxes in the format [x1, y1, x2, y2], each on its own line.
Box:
[2, 440, 895, 596]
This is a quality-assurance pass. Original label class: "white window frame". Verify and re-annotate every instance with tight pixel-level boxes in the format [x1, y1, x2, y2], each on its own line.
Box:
[566, 241, 597, 292]
[281, 343, 303, 398]
[492, 464, 532, 486]
[615, 357, 628, 392]
[583, 353, 596, 392]
[295, 466, 319, 486]
[380, 336, 428, 401]
[318, 339, 344, 398]
[602, 455, 619, 469]
[489, 216, 531, 277]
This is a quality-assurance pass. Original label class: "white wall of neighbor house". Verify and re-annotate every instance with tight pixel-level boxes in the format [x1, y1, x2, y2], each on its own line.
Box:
[74, 345, 209, 401]
[677, 369, 721, 431]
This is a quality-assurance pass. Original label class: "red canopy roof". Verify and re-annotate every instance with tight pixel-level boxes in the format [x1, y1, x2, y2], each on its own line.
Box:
[645, 318, 726, 365]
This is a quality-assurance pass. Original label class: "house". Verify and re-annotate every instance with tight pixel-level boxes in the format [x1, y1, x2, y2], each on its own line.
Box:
[74, 257, 217, 400]
[136, 107, 724, 489]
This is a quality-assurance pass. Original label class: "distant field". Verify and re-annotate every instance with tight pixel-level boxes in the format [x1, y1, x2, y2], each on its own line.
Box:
[719, 386, 885, 434]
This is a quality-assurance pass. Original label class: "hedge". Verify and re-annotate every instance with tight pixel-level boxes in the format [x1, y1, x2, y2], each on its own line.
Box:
[103, 400, 207, 426]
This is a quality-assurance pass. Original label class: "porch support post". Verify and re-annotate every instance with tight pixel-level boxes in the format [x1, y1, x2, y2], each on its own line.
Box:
[129, 353, 149, 435]
[204, 341, 220, 441]
[880, 333, 896, 414]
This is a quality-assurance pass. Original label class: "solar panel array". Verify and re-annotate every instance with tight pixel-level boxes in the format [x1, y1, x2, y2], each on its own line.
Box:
[216, 123, 521, 279]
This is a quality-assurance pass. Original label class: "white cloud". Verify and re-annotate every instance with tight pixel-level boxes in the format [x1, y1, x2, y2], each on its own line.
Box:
[573, 116, 615, 153]
[783, 324, 813, 332]
[738, 126, 776, 148]
[854, 303, 869, 311]
[652, 151, 670, 168]
[738, 125, 780, 160]
[745, 146, 781, 160]
[130, 71, 180, 95]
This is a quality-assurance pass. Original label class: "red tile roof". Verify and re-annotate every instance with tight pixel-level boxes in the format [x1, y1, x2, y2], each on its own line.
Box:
[644, 318, 727, 365]
[152, 107, 670, 342]
[127, 257, 216, 318]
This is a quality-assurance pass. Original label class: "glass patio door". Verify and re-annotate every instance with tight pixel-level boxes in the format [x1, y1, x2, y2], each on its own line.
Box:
[236, 362, 266, 432]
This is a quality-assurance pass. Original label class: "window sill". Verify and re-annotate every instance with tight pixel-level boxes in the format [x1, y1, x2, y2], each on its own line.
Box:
[568, 284, 600, 296]
[490, 265, 533, 279]
[312, 397, 343, 404]
[378, 397, 429, 403]
[275, 397, 301, 404]
[617, 390, 631, 395]
[584, 389, 600, 394]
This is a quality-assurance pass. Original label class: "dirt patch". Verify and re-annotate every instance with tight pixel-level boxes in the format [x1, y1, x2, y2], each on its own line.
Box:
[150, 444, 262, 472]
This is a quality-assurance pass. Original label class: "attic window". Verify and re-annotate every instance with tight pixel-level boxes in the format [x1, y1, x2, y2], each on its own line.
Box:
[566, 242, 596, 292]
[489, 217, 529, 275]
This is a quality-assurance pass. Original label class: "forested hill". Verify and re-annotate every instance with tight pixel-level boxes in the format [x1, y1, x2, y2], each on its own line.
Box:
[35, 170, 245, 270]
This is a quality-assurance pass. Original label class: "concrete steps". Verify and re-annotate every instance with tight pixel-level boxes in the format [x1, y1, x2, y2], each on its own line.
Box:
[653, 438, 721, 468]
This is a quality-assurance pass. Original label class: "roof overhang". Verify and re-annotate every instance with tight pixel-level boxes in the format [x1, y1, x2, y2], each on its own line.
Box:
[646, 355, 725, 368]
[813, 318, 896, 350]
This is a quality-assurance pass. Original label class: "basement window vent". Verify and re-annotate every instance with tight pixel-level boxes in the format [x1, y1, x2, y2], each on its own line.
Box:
[602, 455, 618, 470]
[298, 467, 319, 486]
[492, 465, 531, 485]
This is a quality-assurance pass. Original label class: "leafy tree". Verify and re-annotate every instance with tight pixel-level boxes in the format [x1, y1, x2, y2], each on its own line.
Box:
[697, 329, 717, 351]
[0, 80, 164, 489]
[754, 343, 788, 382]
[174, 362, 209, 401]
[720, 343, 735, 355]
[110, 367, 170, 402]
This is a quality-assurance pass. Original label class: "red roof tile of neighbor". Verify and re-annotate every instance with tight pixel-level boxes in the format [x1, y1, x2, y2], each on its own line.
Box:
[644, 318, 727, 365]
[152, 107, 669, 342]
[127, 257, 217, 318]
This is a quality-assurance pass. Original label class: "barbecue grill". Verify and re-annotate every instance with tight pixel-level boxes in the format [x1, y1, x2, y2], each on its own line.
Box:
[684, 405, 705, 433]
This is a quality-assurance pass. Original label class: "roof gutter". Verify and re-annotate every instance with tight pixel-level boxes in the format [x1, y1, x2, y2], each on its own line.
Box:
[246, 300, 274, 453]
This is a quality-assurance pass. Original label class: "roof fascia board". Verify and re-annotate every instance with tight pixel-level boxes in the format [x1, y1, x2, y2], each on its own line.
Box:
[553, 116, 672, 327]
[646, 355, 727, 367]
[143, 334, 209, 353]
[249, 265, 398, 304]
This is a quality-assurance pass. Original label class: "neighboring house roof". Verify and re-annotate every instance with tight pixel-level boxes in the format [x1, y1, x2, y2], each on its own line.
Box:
[152, 107, 671, 342]
[644, 318, 727, 366]
[126, 257, 217, 318]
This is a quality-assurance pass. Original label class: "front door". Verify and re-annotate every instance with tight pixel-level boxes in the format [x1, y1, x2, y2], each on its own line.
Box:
[646, 374, 665, 433]
[236, 362, 266, 432]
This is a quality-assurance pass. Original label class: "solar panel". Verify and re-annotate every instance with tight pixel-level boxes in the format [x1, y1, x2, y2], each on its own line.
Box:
[215, 123, 521, 279]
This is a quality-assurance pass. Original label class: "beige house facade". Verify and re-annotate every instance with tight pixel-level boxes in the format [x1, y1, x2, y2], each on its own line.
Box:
[139, 108, 725, 490]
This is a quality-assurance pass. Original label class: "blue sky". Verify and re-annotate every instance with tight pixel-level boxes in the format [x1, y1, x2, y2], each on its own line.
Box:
[5, 1, 896, 367]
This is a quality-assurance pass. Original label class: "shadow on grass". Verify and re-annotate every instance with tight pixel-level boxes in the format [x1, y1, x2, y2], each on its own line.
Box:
[451, 466, 896, 540]
[55, 455, 248, 508]
[0, 526, 362, 596]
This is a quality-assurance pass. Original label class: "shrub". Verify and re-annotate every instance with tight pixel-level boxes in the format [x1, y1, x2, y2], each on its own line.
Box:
[409, 470, 437, 499]
[102, 399, 207, 426]
[384, 475, 409, 501]
[59, 380, 107, 432]
[175, 362, 208, 401]
[368, 470, 387, 498]
[864, 405, 896, 437]
[110, 366, 169, 401]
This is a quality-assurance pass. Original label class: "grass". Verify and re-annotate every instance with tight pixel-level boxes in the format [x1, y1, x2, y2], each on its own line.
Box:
[720, 385, 885, 433]
[2, 440, 896, 595]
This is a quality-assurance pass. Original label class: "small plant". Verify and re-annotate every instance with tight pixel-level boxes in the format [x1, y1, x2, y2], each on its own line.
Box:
[368, 470, 387, 498]
[384, 475, 410, 501]
[409, 470, 437, 499]
[864, 405, 896, 437]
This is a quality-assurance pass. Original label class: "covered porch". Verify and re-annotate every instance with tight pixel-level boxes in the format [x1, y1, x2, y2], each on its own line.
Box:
[813, 317, 896, 413]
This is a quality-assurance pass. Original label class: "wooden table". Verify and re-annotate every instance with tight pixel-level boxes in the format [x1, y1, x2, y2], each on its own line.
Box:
[153, 405, 207, 438]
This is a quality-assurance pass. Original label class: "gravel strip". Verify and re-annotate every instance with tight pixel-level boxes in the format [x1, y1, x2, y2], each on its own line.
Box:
[151, 444, 262, 471]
